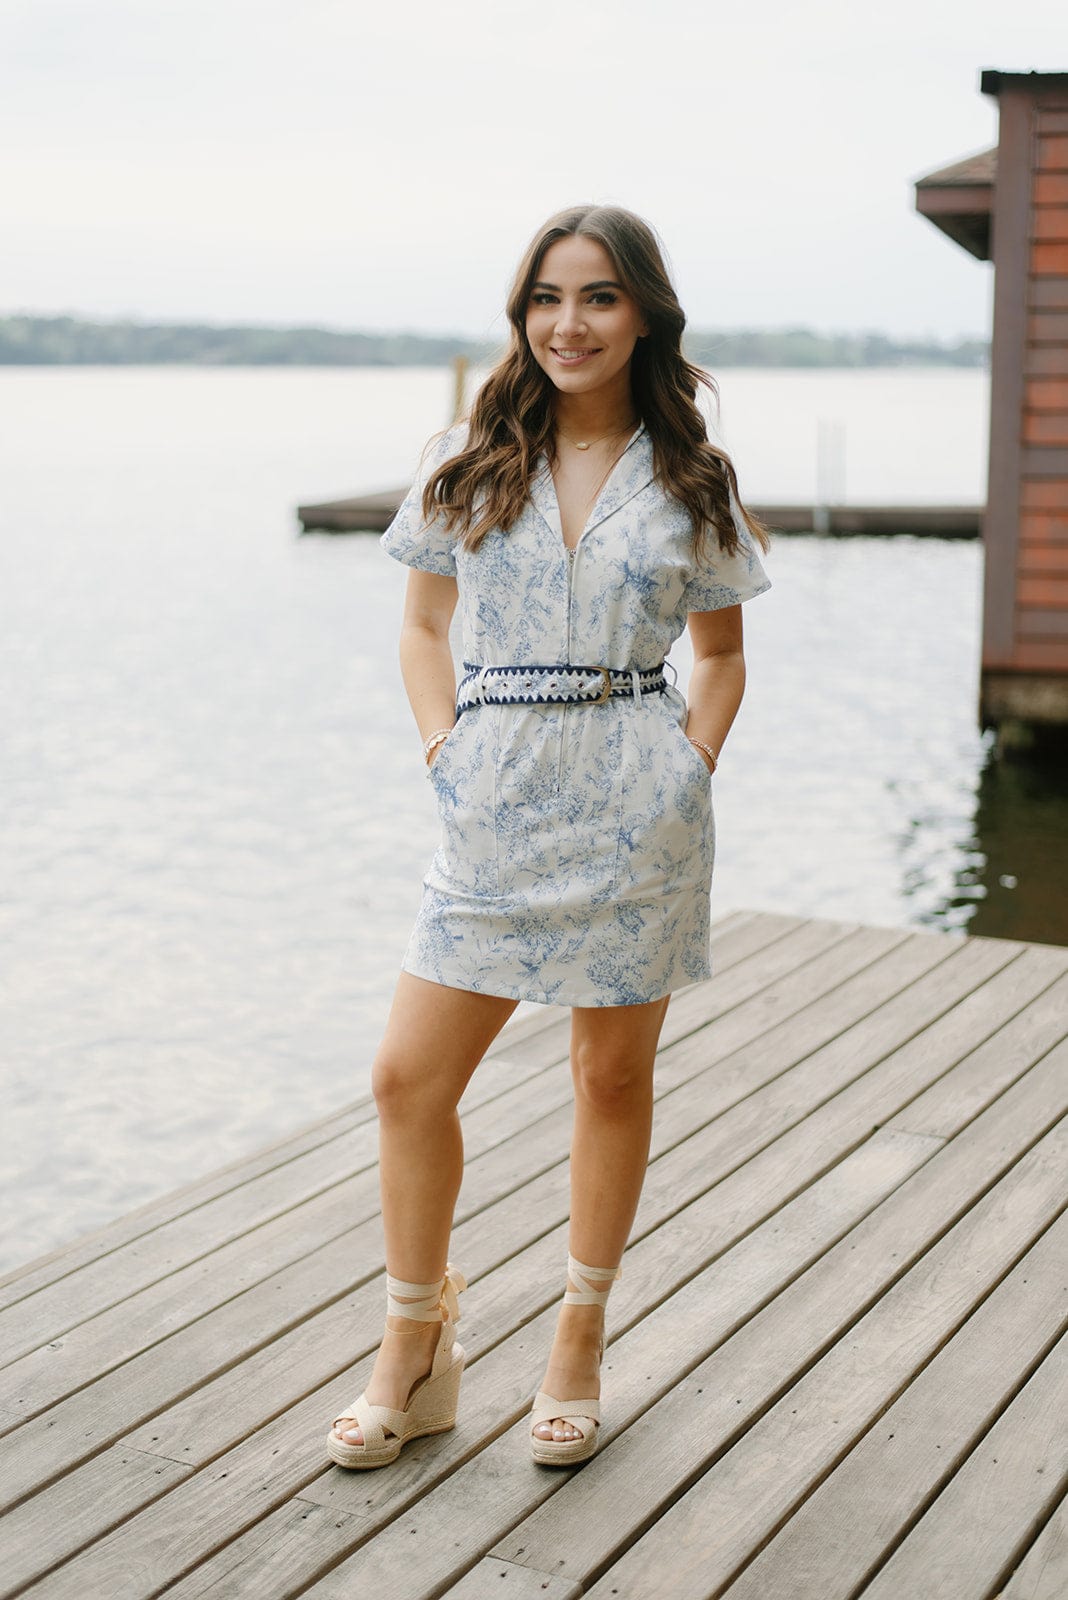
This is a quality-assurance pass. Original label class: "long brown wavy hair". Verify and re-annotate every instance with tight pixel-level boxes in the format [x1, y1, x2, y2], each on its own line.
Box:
[423, 204, 770, 561]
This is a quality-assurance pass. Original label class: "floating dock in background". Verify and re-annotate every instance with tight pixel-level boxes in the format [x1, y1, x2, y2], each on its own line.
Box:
[1, 909, 1065, 1598]
[297, 490, 983, 538]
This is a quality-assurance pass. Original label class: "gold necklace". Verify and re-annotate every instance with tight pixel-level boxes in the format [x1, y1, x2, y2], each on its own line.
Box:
[557, 418, 639, 452]
[560, 436, 635, 550]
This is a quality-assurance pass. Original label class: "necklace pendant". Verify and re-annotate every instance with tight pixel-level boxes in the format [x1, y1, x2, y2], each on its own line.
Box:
[575, 441, 590, 451]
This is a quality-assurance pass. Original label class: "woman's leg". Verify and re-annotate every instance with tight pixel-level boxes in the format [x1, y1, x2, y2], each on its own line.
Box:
[333, 972, 518, 1445]
[533, 993, 671, 1442]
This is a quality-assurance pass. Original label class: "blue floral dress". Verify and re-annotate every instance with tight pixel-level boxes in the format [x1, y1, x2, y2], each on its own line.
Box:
[381, 422, 771, 1007]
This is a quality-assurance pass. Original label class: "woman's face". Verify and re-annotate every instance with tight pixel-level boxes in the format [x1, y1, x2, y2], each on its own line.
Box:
[525, 234, 648, 402]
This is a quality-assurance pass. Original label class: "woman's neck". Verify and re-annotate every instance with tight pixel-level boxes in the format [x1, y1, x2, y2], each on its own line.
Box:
[552, 387, 639, 444]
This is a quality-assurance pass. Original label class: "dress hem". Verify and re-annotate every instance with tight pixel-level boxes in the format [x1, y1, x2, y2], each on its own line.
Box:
[399, 957, 713, 1010]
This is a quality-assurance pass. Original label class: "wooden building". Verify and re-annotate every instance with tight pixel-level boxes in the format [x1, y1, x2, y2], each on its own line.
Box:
[916, 69, 1068, 747]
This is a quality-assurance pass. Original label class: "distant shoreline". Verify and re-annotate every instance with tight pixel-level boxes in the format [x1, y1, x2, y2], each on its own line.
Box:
[0, 315, 989, 370]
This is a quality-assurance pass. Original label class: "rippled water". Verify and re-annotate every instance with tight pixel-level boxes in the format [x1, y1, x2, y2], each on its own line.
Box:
[1, 365, 1062, 1272]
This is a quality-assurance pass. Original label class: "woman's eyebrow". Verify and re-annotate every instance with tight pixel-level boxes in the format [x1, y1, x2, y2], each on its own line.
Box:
[531, 280, 623, 292]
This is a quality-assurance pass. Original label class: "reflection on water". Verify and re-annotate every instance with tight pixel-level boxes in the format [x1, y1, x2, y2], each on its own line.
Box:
[931, 748, 1068, 944]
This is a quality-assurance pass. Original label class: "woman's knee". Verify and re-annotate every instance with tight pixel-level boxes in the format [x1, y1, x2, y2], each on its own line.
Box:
[372, 1043, 451, 1123]
[572, 1040, 653, 1115]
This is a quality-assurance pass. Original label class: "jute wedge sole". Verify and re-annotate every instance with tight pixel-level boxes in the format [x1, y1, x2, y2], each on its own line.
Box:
[327, 1263, 466, 1471]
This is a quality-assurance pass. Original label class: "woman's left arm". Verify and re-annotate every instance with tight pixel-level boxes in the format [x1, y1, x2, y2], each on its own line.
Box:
[684, 605, 746, 773]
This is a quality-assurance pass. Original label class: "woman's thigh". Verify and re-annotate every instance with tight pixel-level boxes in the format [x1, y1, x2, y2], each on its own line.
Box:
[373, 972, 521, 1114]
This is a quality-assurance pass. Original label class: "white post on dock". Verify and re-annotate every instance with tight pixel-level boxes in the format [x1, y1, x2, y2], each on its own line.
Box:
[451, 355, 468, 423]
[814, 418, 846, 533]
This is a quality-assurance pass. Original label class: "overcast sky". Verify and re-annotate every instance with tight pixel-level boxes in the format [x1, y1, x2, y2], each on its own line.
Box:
[2, 0, 1064, 339]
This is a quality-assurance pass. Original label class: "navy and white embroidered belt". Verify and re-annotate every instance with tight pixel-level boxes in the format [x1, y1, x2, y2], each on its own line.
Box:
[455, 662, 667, 715]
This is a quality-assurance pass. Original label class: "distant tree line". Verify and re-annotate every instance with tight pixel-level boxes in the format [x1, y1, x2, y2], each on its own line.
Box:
[0, 314, 989, 369]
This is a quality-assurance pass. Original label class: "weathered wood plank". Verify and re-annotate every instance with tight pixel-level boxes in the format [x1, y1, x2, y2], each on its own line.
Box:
[445, 1560, 584, 1599]
[854, 1335, 1068, 1600]
[999, 1496, 1068, 1600]
[486, 1082, 1067, 1598]
[1, 1445, 193, 1596]
[710, 1226, 1068, 1600]
[77, 1128, 936, 1600]
[646, 935, 1021, 1182]
[287, 1113, 1061, 1600]
[289, 1062, 1068, 1587]
[888, 964, 1068, 1139]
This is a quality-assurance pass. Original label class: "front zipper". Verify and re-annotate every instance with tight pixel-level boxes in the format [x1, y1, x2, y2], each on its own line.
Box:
[559, 544, 577, 791]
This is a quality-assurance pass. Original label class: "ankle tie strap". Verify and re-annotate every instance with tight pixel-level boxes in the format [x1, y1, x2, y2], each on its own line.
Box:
[386, 1262, 467, 1324]
[563, 1254, 622, 1308]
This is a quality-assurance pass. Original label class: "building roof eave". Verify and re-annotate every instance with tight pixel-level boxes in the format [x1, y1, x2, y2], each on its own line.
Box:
[914, 147, 995, 261]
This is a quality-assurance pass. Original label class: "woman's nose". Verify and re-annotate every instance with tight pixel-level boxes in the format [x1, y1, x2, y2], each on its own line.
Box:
[554, 301, 587, 338]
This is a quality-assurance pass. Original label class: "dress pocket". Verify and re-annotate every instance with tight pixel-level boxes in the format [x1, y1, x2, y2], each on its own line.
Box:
[671, 721, 714, 783]
[425, 710, 501, 897]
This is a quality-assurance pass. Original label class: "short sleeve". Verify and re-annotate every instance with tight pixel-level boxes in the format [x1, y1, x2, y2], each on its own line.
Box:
[682, 489, 772, 613]
[379, 423, 469, 577]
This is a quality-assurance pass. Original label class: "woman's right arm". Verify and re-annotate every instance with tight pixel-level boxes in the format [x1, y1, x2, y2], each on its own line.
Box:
[399, 568, 460, 759]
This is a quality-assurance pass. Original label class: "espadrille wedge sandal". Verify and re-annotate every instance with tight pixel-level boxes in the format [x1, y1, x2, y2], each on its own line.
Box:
[326, 1262, 466, 1470]
[530, 1255, 621, 1467]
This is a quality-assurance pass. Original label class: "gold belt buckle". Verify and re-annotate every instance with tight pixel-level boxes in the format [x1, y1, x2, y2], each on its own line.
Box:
[592, 667, 612, 706]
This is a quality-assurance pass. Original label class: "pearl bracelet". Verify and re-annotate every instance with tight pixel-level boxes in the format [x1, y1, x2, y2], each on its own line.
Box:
[687, 737, 718, 773]
[423, 727, 453, 764]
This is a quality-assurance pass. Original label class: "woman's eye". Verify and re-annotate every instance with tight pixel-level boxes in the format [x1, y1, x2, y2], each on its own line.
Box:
[531, 292, 557, 306]
[590, 292, 618, 305]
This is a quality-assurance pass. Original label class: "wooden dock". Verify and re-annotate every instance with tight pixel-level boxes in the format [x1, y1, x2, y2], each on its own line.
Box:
[296, 491, 983, 538]
[1, 910, 1065, 1599]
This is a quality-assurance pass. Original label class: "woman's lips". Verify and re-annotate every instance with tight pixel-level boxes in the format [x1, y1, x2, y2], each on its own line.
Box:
[550, 348, 601, 366]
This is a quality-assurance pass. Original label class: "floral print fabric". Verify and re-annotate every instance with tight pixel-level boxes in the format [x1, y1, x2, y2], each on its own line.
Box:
[381, 423, 771, 1007]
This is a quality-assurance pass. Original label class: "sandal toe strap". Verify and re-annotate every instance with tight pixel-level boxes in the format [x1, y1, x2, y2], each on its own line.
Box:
[530, 1391, 601, 1437]
[334, 1393, 406, 1451]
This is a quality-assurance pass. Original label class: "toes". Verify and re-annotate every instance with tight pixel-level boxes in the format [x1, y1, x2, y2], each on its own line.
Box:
[534, 1418, 581, 1443]
[334, 1419, 362, 1446]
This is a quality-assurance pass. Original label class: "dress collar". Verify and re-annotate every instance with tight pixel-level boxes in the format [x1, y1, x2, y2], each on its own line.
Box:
[529, 424, 656, 544]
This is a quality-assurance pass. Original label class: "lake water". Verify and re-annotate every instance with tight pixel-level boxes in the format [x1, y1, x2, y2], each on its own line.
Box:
[2, 365, 1064, 1272]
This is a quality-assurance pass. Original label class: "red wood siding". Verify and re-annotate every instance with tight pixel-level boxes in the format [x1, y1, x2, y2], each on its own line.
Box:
[1011, 96, 1068, 673]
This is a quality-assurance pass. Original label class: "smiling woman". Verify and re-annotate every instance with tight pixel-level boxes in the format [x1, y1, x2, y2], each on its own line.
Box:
[325, 204, 772, 1477]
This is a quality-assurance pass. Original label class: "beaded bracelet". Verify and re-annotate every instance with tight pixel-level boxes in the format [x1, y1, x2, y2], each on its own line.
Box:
[423, 727, 453, 765]
[687, 737, 718, 773]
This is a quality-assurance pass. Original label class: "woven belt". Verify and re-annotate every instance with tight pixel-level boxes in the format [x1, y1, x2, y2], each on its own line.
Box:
[456, 662, 667, 715]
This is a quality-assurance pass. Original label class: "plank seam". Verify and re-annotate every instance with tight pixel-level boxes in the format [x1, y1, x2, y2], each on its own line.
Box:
[562, 1159, 1068, 1600]
[984, 1480, 1068, 1600]
[1, 1448, 197, 1600]
[838, 1322, 1068, 1600]
[701, 1246, 1068, 1600]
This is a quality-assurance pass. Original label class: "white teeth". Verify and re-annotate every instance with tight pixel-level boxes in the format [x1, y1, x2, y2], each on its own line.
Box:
[555, 349, 593, 358]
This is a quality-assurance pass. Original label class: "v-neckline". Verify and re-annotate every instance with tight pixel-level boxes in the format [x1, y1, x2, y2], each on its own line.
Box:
[548, 424, 646, 556]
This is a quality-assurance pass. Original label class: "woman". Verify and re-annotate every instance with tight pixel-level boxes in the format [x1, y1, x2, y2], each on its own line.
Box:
[327, 204, 771, 1470]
